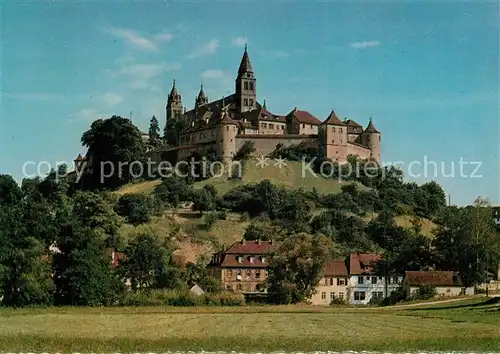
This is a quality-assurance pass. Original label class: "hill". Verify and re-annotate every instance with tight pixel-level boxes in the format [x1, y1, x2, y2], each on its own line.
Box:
[117, 160, 361, 196]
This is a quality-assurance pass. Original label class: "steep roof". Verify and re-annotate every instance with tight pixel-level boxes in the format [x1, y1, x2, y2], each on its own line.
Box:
[238, 45, 253, 75]
[220, 110, 238, 125]
[405, 271, 462, 287]
[344, 119, 362, 127]
[323, 260, 348, 276]
[349, 253, 381, 275]
[364, 118, 380, 134]
[75, 153, 84, 161]
[289, 108, 322, 125]
[323, 110, 346, 126]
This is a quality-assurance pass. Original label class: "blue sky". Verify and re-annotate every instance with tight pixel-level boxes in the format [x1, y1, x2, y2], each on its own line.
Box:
[1, 1, 498, 206]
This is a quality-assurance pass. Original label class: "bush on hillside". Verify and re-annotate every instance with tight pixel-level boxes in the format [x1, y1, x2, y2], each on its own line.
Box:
[116, 193, 152, 225]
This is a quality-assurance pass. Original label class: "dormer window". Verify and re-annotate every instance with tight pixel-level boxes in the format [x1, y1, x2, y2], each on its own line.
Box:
[249, 256, 255, 264]
[237, 256, 243, 263]
[261, 256, 266, 263]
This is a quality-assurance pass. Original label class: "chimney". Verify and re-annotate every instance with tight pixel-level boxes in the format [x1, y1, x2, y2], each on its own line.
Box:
[241, 239, 245, 245]
[257, 239, 261, 245]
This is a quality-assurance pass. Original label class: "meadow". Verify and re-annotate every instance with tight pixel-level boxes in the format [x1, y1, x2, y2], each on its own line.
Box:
[1, 297, 499, 352]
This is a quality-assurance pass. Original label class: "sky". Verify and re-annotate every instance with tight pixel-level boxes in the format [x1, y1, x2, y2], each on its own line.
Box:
[1, 1, 498, 206]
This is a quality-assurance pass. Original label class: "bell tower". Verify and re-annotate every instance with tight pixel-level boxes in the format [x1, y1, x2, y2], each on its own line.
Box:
[235, 44, 256, 116]
[166, 79, 183, 123]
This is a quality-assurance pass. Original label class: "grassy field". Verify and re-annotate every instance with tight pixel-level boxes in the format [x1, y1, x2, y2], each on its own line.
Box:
[1, 297, 499, 351]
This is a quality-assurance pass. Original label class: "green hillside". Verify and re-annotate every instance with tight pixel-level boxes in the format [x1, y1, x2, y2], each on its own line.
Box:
[117, 160, 360, 196]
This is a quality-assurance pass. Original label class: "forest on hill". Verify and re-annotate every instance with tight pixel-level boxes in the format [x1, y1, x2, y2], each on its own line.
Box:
[0, 115, 498, 307]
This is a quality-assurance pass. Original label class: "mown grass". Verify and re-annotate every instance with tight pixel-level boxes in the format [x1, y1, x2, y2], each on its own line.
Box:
[1, 298, 499, 351]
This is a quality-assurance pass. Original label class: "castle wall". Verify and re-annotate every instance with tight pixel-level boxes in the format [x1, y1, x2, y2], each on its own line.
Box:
[299, 124, 319, 135]
[235, 135, 316, 157]
[346, 143, 371, 160]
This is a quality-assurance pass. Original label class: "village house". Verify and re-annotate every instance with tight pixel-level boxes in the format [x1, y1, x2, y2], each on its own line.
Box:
[207, 239, 275, 296]
[348, 253, 403, 305]
[403, 271, 475, 298]
[309, 260, 349, 305]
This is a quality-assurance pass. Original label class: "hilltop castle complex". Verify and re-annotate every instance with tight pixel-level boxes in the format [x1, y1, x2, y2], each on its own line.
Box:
[164, 46, 381, 164]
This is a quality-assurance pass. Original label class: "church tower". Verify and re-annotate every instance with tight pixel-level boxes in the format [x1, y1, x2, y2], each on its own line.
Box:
[195, 84, 208, 108]
[235, 44, 256, 115]
[166, 79, 183, 123]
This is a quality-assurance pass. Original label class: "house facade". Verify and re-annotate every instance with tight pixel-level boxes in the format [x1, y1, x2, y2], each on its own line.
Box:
[309, 260, 349, 305]
[207, 240, 275, 294]
[348, 253, 403, 305]
[403, 271, 474, 298]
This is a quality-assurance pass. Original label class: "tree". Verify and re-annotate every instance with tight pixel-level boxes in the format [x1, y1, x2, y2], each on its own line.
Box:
[81, 116, 145, 189]
[53, 222, 121, 306]
[233, 141, 256, 161]
[116, 193, 152, 225]
[154, 177, 192, 207]
[148, 115, 161, 147]
[0, 175, 23, 206]
[164, 117, 188, 147]
[119, 233, 179, 291]
[267, 233, 332, 304]
[434, 198, 500, 287]
[192, 185, 217, 212]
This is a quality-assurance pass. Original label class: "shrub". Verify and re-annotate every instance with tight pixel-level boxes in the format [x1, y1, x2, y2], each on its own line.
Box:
[118, 289, 244, 306]
[414, 285, 437, 300]
[202, 212, 219, 230]
[329, 297, 346, 306]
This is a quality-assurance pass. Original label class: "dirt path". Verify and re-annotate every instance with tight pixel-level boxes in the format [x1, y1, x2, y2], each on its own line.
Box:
[381, 296, 480, 309]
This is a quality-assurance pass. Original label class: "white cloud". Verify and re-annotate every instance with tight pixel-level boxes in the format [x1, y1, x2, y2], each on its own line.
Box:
[111, 62, 181, 90]
[350, 40, 381, 49]
[104, 26, 174, 51]
[69, 108, 107, 123]
[102, 92, 123, 107]
[188, 39, 220, 59]
[3, 93, 63, 100]
[232, 36, 248, 47]
[260, 50, 290, 59]
[154, 33, 174, 42]
[201, 69, 228, 80]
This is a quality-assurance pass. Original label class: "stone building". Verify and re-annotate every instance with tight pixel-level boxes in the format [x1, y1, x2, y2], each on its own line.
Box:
[207, 239, 275, 295]
[163, 45, 381, 164]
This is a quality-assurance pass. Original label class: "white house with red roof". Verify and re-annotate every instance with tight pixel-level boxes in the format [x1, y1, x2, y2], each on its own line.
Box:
[348, 253, 403, 305]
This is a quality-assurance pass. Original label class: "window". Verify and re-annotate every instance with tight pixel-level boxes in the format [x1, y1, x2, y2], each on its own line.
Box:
[265, 270, 269, 278]
[227, 269, 233, 277]
[358, 276, 364, 284]
[226, 284, 232, 290]
[236, 284, 243, 291]
[237, 256, 243, 263]
[249, 99, 254, 106]
[354, 291, 366, 301]
[332, 140, 335, 144]
[371, 277, 378, 284]
[330, 278, 334, 286]
[321, 292, 326, 300]
[247, 73, 251, 77]
[339, 128, 343, 133]
[332, 127, 336, 132]
[261, 256, 266, 263]
[236, 270, 242, 280]
[244, 98, 248, 106]
[281, 126, 284, 130]
[372, 291, 384, 301]
[261, 123, 267, 128]
[249, 82, 254, 91]
[330, 292, 335, 300]
[337, 278, 346, 286]
[393, 276, 399, 284]
[339, 292, 344, 300]
[256, 270, 261, 279]
[249, 256, 255, 264]
[226, 126, 229, 131]
[244, 82, 249, 90]
[269, 123, 274, 129]
[302, 124, 305, 128]
[324, 278, 329, 286]
[246, 269, 251, 278]
[310, 125, 313, 129]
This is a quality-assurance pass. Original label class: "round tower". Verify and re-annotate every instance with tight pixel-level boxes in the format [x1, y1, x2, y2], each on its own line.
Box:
[216, 110, 238, 162]
[362, 118, 381, 163]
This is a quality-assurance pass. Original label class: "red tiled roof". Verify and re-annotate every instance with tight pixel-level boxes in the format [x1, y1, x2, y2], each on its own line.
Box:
[208, 240, 276, 268]
[260, 108, 287, 123]
[349, 253, 381, 275]
[111, 251, 126, 268]
[323, 110, 346, 126]
[290, 108, 322, 125]
[323, 260, 348, 276]
[405, 271, 462, 286]
[219, 111, 238, 125]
